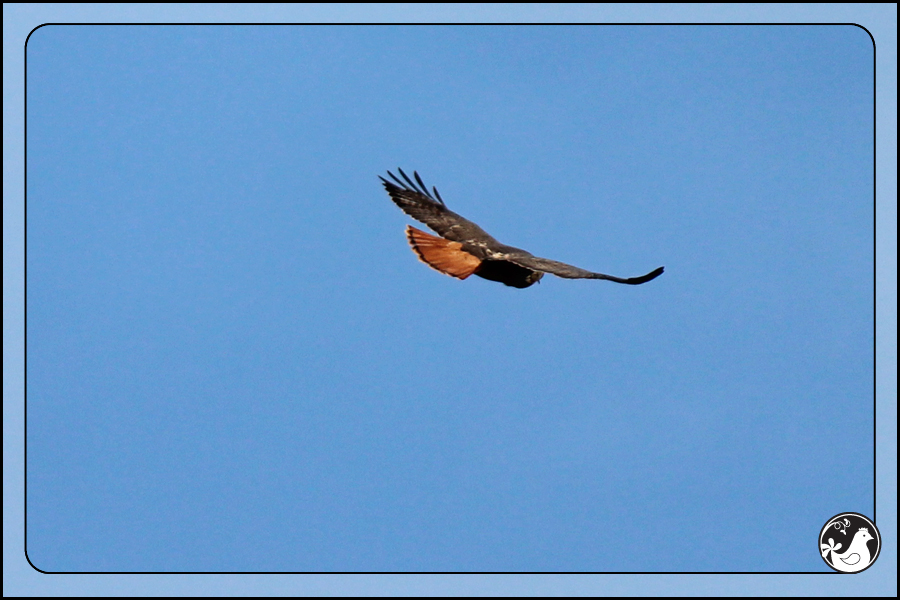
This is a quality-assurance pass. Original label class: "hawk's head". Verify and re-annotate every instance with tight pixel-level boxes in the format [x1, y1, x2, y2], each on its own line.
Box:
[526, 271, 544, 287]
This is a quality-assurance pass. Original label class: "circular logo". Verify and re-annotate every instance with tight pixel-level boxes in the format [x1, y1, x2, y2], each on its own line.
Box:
[819, 512, 881, 573]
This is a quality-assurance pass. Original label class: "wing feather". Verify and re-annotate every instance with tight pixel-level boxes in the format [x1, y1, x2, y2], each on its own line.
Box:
[504, 254, 664, 285]
[380, 170, 497, 245]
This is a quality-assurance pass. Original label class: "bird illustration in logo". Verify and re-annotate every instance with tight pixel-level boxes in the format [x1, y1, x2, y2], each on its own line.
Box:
[380, 169, 665, 289]
[821, 527, 875, 572]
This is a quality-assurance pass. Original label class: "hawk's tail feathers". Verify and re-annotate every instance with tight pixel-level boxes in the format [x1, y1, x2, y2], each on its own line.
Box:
[405, 225, 481, 280]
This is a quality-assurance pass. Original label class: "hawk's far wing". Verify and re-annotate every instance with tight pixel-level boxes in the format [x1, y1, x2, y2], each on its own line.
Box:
[504, 254, 665, 285]
[380, 169, 498, 245]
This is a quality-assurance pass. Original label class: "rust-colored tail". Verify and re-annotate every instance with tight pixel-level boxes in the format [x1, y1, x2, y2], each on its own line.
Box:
[405, 225, 482, 279]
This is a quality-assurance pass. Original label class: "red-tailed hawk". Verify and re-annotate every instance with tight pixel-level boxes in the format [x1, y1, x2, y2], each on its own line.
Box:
[381, 169, 665, 289]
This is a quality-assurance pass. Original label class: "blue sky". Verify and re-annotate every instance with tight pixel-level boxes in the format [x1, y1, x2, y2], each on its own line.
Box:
[5, 4, 897, 597]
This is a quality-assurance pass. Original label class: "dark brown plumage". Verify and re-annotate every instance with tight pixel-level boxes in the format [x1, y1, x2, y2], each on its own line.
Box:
[381, 169, 664, 289]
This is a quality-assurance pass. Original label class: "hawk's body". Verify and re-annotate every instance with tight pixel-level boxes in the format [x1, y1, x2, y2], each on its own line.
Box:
[381, 169, 664, 289]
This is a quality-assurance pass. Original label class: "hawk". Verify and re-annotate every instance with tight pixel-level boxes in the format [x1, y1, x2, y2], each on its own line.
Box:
[381, 169, 665, 289]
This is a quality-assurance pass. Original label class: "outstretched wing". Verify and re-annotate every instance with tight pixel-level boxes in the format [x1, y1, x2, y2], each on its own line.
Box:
[380, 169, 498, 245]
[504, 254, 664, 285]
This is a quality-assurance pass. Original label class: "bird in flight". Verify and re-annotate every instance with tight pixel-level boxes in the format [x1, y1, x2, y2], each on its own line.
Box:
[381, 169, 664, 289]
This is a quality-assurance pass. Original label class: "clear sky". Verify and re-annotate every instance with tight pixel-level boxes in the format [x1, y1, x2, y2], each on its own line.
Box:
[5, 3, 897, 597]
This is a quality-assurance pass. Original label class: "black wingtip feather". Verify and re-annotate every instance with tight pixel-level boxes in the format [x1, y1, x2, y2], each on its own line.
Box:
[399, 169, 425, 197]
[629, 266, 664, 285]
[432, 186, 445, 206]
[383, 169, 444, 205]
[398, 168, 418, 191]
[387, 170, 406, 188]
[413, 171, 430, 197]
